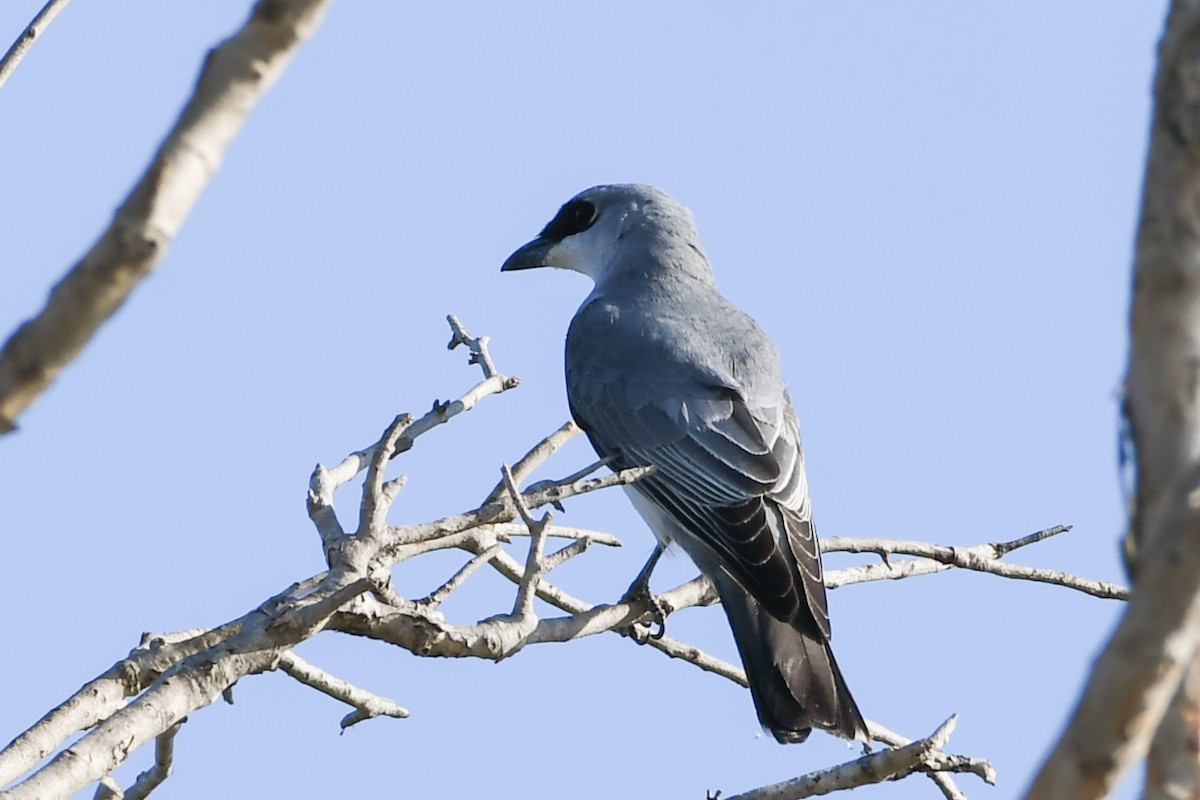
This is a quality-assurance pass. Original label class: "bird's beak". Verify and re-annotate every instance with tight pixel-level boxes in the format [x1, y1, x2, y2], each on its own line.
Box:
[501, 237, 555, 272]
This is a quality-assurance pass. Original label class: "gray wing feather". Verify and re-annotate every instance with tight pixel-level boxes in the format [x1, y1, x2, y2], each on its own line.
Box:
[567, 294, 831, 638]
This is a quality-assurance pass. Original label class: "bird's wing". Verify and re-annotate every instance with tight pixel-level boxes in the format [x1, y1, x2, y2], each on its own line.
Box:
[567, 317, 831, 638]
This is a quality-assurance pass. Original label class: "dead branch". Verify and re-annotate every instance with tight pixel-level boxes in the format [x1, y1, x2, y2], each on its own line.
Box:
[0, 317, 508, 799]
[823, 526, 1128, 600]
[1025, 4, 1200, 797]
[718, 717, 993, 800]
[91, 720, 183, 800]
[0, 0, 332, 435]
[275, 652, 409, 731]
[0, 318, 1120, 800]
[0, 0, 72, 92]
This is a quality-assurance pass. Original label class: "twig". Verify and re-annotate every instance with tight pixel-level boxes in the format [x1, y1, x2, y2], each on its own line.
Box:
[418, 544, 505, 609]
[275, 652, 408, 731]
[316, 319, 520, 493]
[870, 719, 995, 798]
[503, 464, 552, 621]
[541, 537, 595, 572]
[382, 465, 653, 555]
[486, 523, 621, 547]
[357, 414, 411, 538]
[991, 524, 1072, 556]
[120, 720, 184, 800]
[307, 466, 348, 555]
[520, 457, 620, 499]
[482, 420, 582, 505]
[0, 0, 71, 92]
[447, 314, 501, 378]
[309, 314, 521, 559]
[823, 527, 1128, 601]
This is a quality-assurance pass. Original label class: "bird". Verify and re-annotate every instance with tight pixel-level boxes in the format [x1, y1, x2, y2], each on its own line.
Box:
[501, 184, 866, 744]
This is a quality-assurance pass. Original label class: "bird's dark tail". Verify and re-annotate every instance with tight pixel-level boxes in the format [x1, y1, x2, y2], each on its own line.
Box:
[712, 570, 867, 744]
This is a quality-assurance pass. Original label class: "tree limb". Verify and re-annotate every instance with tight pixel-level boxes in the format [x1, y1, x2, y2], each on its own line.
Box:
[0, 0, 333, 434]
[91, 720, 184, 800]
[718, 717, 993, 800]
[823, 526, 1128, 601]
[0, 317, 1121, 799]
[1024, 3, 1200, 797]
[275, 652, 409, 731]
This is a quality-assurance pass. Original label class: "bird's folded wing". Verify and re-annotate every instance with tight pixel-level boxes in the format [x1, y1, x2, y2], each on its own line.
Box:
[571, 379, 832, 638]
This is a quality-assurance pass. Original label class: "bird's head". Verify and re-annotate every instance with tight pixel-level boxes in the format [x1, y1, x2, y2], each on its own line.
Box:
[501, 184, 704, 284]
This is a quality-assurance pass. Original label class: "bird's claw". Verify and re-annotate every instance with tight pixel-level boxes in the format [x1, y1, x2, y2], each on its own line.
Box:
[643, 595, 671, 639]
[621, 583, 671, 642]
[621, 544, 669, 642]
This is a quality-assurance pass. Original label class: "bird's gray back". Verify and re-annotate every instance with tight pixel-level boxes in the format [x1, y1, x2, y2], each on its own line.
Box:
[567, 280, 786, 447]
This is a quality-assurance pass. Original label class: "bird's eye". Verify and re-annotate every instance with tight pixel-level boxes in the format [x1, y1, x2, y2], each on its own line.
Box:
[540, 199, 598, 242]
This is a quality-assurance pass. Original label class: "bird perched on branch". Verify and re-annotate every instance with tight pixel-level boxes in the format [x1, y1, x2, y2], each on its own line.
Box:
[501, 184, 866, 743]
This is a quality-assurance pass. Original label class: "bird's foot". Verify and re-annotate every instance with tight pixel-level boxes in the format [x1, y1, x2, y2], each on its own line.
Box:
[627, 593, 672, 641]
[621, 545, 670, 641]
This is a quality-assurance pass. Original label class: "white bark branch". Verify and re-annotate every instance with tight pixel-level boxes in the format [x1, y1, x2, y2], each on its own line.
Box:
[0, 317, 513, 799]
[720, 717, 993, 800]
[0, 0, 333, 434]
[1024, 3, 1200, 797]
[504, 463, 553, 624]
[0, 314, 1120, 799]
[823, 526, 1128, 601]
[869, 720, 996, 799]
[482, 420, 582, 505]
[0, 624, 242, 788]
[275, 651, 409, 731]
[1145, 653, 1200, 799]
[0, 0, 71, 92]
[95, 720, 183, 800]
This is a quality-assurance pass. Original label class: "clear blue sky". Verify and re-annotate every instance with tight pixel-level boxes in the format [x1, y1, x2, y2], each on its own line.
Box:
[0, 3, 1165, 798]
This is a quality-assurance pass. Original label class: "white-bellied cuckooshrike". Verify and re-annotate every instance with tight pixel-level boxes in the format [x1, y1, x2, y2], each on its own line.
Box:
[502, 184, 866, 743]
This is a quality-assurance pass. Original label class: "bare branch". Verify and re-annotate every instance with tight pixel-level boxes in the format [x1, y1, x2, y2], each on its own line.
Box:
[465, 538, 741, 682]
[487, 523, 621, 547]
[1025, 5, 1200, 796]
[825, 557, 950, 590]
[482, 420, 582, 505]
[0, 305, 1122, 799]
[0, 0, 71, 92]
[720, 717, 993, 800]
[1146, 653, 1200, 799]
[380, 464, 653, 557]
[275, 652, 409, 731]
[357, 414, 412, 538]
[823, 526, 1128, 601]
[316, 320, 520, 495]
[446, 314, 501, 378]
[991, 524, 1072, 556]
[0, 0, 334, 434]
[417, 544, 505, 609]
[1025, 488, 1200, 798]
[870, 720, 996, 798]
[0, 621, 245, 788]
[541, 536, 597, 572]
[503, 464, 552, 622]
[119, 720, 184, 800]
